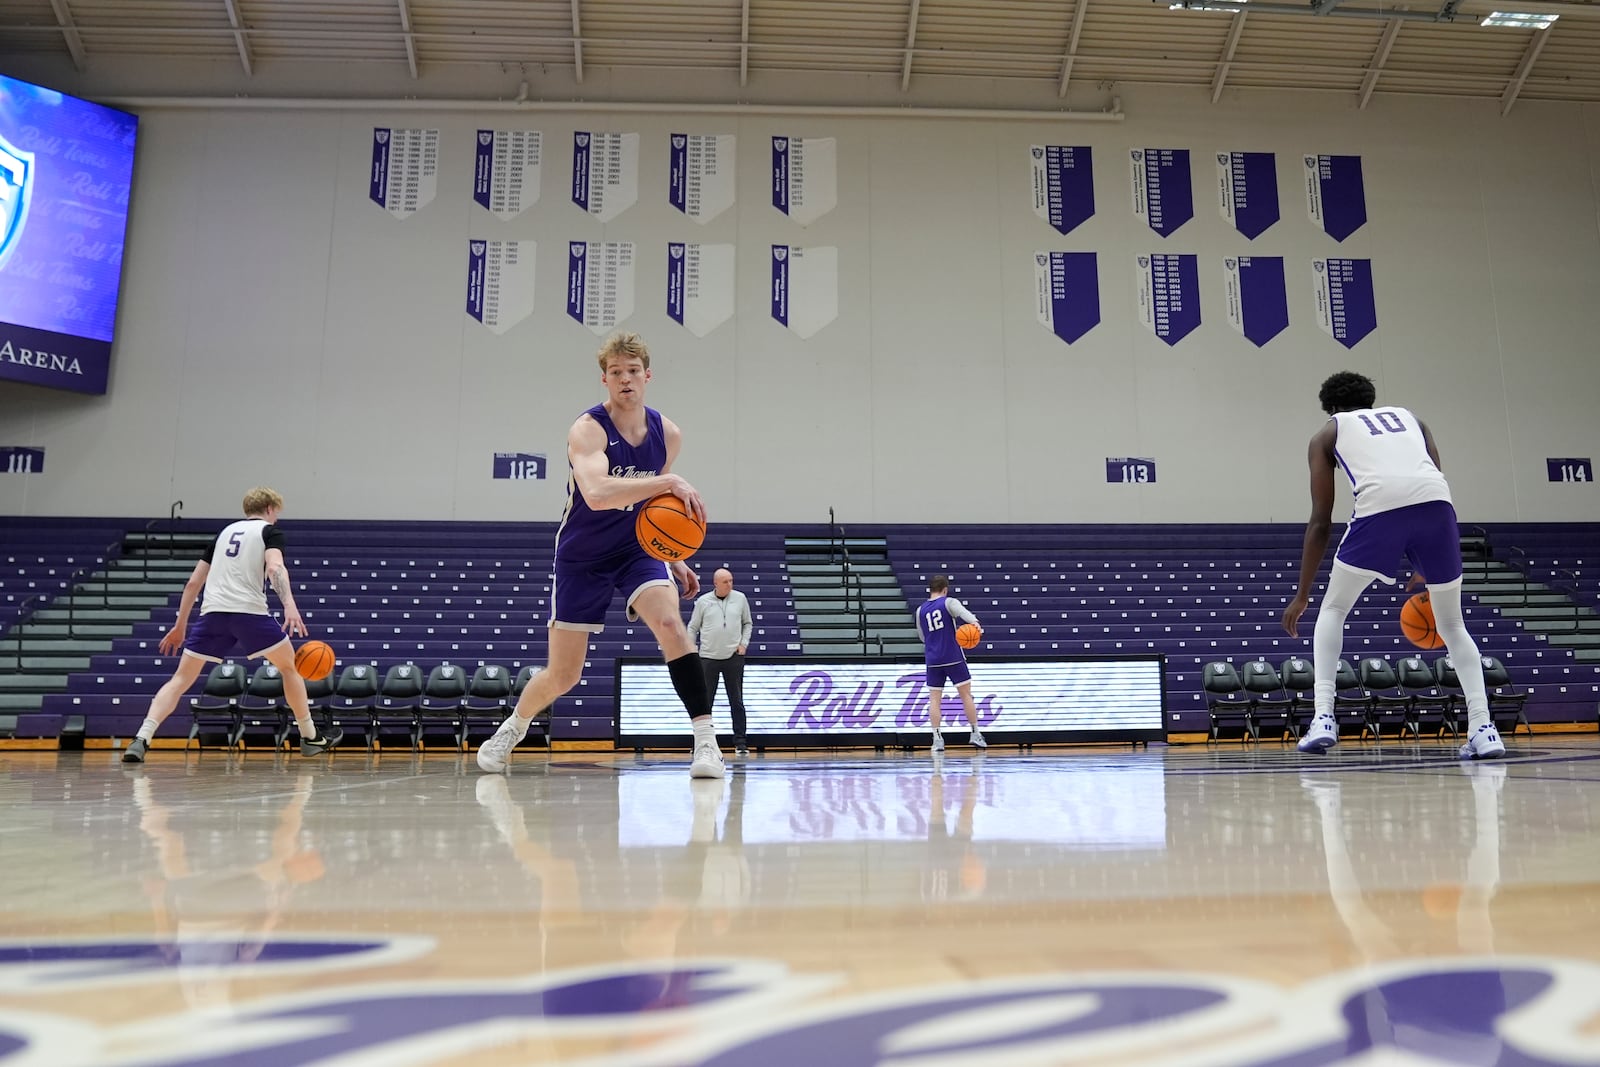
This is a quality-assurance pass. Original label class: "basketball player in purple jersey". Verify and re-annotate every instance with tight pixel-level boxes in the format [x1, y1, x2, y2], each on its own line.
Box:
[122, 487, 340, 762]
[477, 332, 723, 778]
[1283, 372, 1503, 759]
[915, 575, 986, 753]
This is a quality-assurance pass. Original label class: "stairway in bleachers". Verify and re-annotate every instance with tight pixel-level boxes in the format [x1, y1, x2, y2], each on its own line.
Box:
[784, 536, 921, 656]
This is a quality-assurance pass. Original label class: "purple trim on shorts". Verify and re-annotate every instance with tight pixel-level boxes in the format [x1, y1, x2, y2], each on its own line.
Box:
[184, 612, 289, 663]
[926, 660, 972, 689]
[1334, 500, 1463, 585]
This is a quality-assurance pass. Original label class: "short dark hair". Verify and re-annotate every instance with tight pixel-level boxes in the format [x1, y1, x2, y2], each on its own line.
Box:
[1318, 371, 1376, 415]
[928, 574, 950, 594]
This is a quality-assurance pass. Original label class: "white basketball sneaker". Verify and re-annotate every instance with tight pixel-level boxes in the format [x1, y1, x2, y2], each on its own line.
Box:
[969, 728, 987, 749]
[1459, 723, 1506, 760]
[690, 742, 726, 779]
[1297, 715, 1339, 754]
[476, 717, 526, 774]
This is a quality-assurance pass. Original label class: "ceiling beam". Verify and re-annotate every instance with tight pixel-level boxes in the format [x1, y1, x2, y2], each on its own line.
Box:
[47, 0, 85, 71]
[900, 0, 921, 92]
[1358, 19, 1401, 109]
[1500, 27, 1550, 115]
[397, 0, 418, 79]
[1057, 0, 1089, 97]
[222, 0, 253, 76]
[1210, 10, 1247, 102]
[740, 0, 750, 85]
[571, 0, 584, 82]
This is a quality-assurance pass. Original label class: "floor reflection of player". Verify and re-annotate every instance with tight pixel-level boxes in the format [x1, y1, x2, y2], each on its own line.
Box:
[921, 754, 987, 903]
[1303, 765, 1507, 1060]
[474, 770, 750, 1017]
[131, 769, 324, 1010]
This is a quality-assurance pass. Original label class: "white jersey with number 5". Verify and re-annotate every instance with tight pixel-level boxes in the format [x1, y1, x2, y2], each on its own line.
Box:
[1331, 406, 1451, 519]
[201, 518, 284, 616]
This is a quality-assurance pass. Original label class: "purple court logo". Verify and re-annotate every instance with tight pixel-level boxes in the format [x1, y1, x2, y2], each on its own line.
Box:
[0, 939, 1596, 1065]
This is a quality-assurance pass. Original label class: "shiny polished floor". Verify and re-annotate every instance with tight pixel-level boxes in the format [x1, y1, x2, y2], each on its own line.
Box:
[3, 737, 1600, 1066]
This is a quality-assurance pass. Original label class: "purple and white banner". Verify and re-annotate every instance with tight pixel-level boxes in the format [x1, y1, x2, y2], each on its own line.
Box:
[1031, 145, 1095, 236]
[669, 133, 736, 223]
[368, 127, 439, 219]
[472, 129, 541, 219]
[1033, 251, 1100, 345]
[1222, 255, 1289, 347]
[770, 244, 837, 339]
[491, 452, 547, 481]
[464, 239, 537, 334]
[1136, 254, 1202, 346]
[1217, 151, 1279, 240]
[618, 658, 1164, 742]
[1313, 258, 1377, 349]
[1305, 154, 1367, 242]
[1106, 458, 1156, 484]
[771, 136, 837, 226]
[0, 445, 44, 474]
[666, 242, 735, 337]
[570, 131, 639, 222]
[1130, 149, 1193, 238]
[566, 240, 636, 334]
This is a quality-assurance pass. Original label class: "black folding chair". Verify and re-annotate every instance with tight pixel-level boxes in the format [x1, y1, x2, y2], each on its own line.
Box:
[1278, 656, 1316, 736]
[1202, 661, 1250, 743]
[419, 663, 469, 749]
[239, 662, 291, 749]
[372, 663, 424, 749]
[187, 661, 246, 750]
[1240, 659, 1296, 742]
[329, 663, 380, 749]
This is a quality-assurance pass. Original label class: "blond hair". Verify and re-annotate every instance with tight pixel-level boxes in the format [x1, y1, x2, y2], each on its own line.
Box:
[596, 331, 650, 371]
[242, 487, 283, 516]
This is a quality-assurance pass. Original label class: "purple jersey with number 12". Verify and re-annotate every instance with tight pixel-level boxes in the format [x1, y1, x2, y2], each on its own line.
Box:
[916, 596, 966, 667]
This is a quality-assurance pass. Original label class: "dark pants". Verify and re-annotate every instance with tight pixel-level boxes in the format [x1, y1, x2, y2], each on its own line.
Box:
[702, 654, 747, 739]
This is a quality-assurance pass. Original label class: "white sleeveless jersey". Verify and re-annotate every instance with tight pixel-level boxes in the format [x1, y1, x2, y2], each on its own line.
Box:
[1330, 406, 1452, 518]
[200, 519, 281, 615]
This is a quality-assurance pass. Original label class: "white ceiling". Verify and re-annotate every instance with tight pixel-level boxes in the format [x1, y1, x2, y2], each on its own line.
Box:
[1, 0, 1597, 114]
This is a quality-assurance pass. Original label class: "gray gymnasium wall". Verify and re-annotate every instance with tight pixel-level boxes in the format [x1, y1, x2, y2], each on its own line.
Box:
[2, 84, 1598, 526]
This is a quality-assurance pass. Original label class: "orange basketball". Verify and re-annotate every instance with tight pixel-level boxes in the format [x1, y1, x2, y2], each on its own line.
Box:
[1400, 593, 1444, 650]
[294, 640, 336, 681]
[956, 623, 981, 650]
[635, 493, 706, 562]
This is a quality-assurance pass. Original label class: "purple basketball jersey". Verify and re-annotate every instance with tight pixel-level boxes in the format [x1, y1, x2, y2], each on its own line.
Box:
[555, 404, 667, 563]
[916, 596, 966, 667]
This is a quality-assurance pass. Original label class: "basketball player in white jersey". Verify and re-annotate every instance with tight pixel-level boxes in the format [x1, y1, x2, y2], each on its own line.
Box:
[1282, 372, 1503, 759]
[122, 487, 341, 762]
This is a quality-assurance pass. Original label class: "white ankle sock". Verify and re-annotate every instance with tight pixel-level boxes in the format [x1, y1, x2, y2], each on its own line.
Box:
[692, 718, 716, 747]
[136, 718, 158, 742]
[296, 716, 318, 741]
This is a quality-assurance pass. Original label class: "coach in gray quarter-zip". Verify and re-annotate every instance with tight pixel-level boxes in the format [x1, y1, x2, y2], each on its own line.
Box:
[687, 569, 754, 756]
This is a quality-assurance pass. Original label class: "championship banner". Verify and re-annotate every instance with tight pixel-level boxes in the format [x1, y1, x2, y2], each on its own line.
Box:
[472, 130, 541, 219]
[771, 136, 837, 225]
[1313, 258, 1377, 349]
[566, 241, 636, 334]
[1130, 149, 1193, 238]
[669, 133, 736, 223]
[1217, 151, 1279, 240]
[1136, 254, 1202, 346]
[1305, 154, 1367, 242]
[770, 244, 838, 339]
[666, 242, 735, 337]
[571, 131, 639, 222]
[617, 656, 1166, 748]
[1222, 255, 1289, 347]
[464, 239, 537, 334]
[1031, 145, 1095, 236]
[369, 127, 439, 219]
[1033, 251, 1101, 345]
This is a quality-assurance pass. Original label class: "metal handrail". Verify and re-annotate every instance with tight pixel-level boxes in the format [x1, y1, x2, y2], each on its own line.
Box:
[65, 538, 124, 638]
[853, 569, 867, 649]
[5, 593, 45, 671]
[140, 500, 185, 582]
[1508, 545, 1531, 608]
[1554, 568, 1583, 632]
